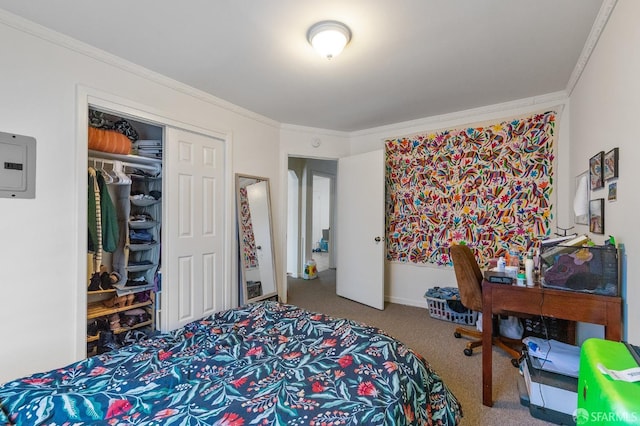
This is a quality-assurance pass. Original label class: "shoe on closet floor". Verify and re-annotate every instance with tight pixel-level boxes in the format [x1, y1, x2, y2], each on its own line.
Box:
[109, 271, 122, 285]
[134, 290, 151, 303]
[87, 320, 99, 337]
[108, 313, 121, 331]
[88, 273, 101, 291]
[100, 272, 113, 290]
[97, 331, 119, 354]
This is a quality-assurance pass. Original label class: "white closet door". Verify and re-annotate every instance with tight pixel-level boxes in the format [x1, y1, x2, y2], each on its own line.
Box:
[163, 128, 225, 331]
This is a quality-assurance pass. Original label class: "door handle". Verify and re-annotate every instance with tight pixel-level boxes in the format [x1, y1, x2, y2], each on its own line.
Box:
[256, 245, 262, 250]
[374, 236, 382, 243]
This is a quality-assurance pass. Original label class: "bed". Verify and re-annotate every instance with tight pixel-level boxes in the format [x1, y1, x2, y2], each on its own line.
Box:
[0, 301, 462, 425]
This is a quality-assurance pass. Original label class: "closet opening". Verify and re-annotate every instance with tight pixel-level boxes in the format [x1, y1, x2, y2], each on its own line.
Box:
[86, 107, 164, 356]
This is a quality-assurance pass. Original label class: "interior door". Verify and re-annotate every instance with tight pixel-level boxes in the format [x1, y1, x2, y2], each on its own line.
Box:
[163, 127, 225, 331]
[336, 149, 385, 310]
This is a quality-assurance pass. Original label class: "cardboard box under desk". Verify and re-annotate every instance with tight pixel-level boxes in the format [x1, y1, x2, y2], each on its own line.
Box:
[540, 245, 619, 296]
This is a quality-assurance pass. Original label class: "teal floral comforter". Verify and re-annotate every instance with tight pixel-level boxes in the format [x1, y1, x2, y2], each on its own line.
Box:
[0, 302, 462, 425]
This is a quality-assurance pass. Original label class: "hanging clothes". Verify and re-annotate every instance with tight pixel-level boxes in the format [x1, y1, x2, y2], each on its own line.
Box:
[96, 171, 119, 253]
[88, 168, 120, 254]
[88, 167, 102, 258]
[88, 167, 103, 290]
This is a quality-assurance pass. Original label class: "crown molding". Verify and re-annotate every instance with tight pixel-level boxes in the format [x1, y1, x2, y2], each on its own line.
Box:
[0, 9, 280, 130]
[565, 0, 618, 95]
[350, 91, 568, 138]
[280, 122, 350, 138]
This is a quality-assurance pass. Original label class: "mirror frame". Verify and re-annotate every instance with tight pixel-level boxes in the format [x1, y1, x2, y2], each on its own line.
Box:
[235, 174, 278, 304]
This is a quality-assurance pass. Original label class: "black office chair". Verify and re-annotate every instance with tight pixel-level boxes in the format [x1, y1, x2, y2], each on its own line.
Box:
[449, 244, 523, 367]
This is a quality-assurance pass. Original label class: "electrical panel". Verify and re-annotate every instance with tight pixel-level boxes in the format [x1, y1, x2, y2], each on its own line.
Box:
[0, 131, 36, 199]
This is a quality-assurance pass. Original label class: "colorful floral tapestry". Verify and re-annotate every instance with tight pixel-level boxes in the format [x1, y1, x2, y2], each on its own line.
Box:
[385, 111, 557, 267]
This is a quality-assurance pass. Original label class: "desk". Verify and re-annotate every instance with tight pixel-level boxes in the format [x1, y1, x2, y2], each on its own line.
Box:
[481, 281, 622, 407]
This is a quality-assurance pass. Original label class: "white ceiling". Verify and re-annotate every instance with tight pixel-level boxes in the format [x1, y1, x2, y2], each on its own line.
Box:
[0, 0, 608, 132]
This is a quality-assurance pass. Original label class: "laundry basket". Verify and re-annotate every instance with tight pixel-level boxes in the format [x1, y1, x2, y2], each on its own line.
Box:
[424, 287, 478, 325]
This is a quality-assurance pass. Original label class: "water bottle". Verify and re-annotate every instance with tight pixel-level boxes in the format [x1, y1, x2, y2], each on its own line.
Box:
[497, 256, 506, 272]
[525, 252, 535, 287]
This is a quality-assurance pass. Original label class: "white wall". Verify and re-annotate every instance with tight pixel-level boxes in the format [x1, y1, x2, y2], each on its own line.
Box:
[0, 15, 282, 383]
[350, 95, 572, 307]
[569, 0, 639, 343]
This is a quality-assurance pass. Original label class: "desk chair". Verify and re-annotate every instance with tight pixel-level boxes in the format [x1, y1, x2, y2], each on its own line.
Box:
[449, 244, 523, 367]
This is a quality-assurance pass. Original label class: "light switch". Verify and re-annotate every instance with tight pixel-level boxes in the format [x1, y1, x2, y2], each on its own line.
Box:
[0, 132, 36, 199]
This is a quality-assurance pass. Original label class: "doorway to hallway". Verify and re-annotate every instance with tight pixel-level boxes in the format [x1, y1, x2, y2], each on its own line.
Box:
[287, 157, 336, 277]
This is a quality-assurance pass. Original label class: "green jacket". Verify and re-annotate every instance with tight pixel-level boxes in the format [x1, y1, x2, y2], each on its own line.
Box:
[88, 170, 119, 253]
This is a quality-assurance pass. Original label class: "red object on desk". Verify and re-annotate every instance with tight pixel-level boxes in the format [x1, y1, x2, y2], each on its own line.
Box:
[481, 280, 622, 407]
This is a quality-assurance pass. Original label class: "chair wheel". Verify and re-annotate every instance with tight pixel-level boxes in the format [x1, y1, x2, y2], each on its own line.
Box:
[454, 332, 461, 338]
[511, 358, 520, 368]
[463, 348, 473, 356]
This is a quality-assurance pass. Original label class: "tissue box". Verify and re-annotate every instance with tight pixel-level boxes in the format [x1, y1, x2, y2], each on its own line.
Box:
[540, 245, 619, 296]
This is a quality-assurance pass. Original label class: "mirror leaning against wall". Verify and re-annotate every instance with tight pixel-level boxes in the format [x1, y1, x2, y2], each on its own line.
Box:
[236, 174, 278, 304]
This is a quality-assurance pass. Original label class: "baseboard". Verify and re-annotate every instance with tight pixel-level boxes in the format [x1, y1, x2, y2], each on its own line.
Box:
[386, 295, 427, 309]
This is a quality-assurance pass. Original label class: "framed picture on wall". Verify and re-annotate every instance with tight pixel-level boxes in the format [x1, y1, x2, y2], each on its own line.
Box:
[590, 151, 604, 190]
[603, 148, 619, 181]
[608, 182, 617, 202]
[589, 198, 604, 234]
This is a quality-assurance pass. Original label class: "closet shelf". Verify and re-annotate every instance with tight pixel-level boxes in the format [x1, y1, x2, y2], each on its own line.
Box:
[89, 150, 161, 168]
[126, 263, 158, 272]
[87, 288, 116, 295]
[86, 320, 153, 343]
[87, 300, 152, 320]
[128, 242, 159, 251]
[130, 197, 161, 207]
[129, 220, 159, 229]
[113, 283, 155, 296]
[131, 174, 161, 181]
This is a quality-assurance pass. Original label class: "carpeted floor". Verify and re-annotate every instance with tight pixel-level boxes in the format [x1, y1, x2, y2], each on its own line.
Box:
[287, 268, 558, 425]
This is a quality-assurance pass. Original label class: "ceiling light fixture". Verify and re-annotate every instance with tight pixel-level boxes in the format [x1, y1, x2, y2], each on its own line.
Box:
[307, 20, 351, 60]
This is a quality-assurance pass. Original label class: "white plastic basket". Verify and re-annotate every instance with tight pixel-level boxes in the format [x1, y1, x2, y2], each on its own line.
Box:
[424, 296, 478, 325]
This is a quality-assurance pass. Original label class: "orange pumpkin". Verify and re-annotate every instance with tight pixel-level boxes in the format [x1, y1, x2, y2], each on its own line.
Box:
[88, 127, 131, 155]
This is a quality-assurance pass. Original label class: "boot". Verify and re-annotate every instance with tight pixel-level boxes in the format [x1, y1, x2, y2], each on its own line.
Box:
[96, 318, 110, 333]
[87, 320, 98, 337]
[108, 313, 121, 331]
[99, 266, 113, 290]
[88, 273, 101, 291]
[98, 330, 119, 354]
